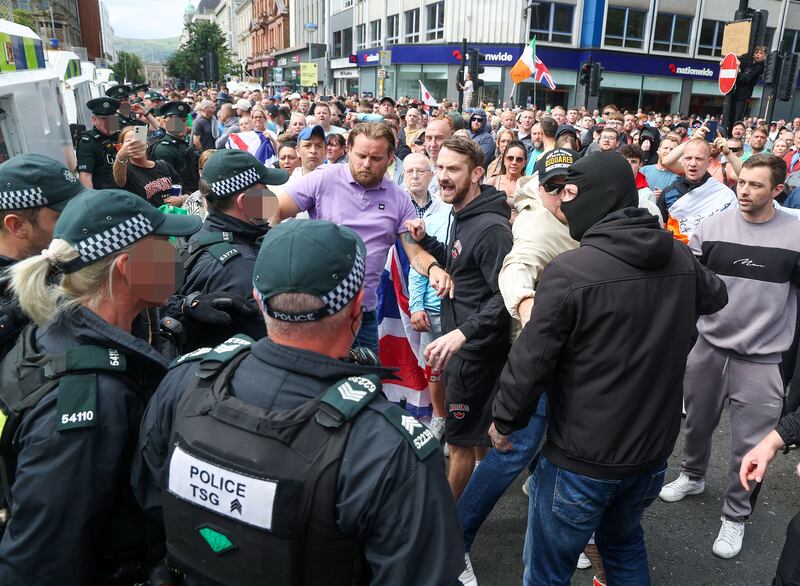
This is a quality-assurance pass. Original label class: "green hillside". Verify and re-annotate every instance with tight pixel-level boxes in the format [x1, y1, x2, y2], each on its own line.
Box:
[114, 37, 180, 63]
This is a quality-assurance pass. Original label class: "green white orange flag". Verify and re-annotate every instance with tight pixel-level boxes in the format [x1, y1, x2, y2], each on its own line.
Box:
[510, 37, 537, 84]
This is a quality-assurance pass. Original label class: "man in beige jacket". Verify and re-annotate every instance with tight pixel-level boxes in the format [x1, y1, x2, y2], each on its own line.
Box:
[457, 148, 580, 583]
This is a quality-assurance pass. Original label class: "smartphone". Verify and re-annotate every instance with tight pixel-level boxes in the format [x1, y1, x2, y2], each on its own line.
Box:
[704, 120, 718, 142]
[132, 125, 148, 144]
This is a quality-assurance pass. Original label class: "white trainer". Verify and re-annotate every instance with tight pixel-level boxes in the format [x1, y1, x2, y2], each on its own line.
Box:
[459, 553, 478, 586]
[428, 416, 446, 441]
[658, 473, 705, 502]
[713, 517, 745, 559]
[577, 552, 592, 570]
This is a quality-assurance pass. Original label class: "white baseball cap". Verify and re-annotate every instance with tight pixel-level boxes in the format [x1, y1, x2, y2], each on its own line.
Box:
[288, 92, 302, 101]
[235, 99, 252, 112]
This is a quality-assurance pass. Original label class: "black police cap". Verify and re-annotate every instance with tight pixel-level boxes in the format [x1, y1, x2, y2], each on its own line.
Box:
[105, 84, 132, 99]
[160, 101, 191, 118]
[87, 97, 120, 116]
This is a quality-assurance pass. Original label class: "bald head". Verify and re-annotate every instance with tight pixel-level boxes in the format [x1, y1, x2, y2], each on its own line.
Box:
[424, 119, 453, 163]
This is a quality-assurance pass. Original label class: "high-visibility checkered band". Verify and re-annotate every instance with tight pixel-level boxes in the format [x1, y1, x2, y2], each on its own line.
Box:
[0, 186, 47, 210]
[75, 214, 153, 263]
[210, 167, 259, 198]
[322, 248, 366, 315]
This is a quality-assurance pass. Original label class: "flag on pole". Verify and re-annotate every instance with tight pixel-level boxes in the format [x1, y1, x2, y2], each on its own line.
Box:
[510, 37, 557, 91]
[419, 80, 439, 106]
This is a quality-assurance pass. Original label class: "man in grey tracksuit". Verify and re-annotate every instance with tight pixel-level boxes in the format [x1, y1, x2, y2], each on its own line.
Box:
[660, 154, 800, 560]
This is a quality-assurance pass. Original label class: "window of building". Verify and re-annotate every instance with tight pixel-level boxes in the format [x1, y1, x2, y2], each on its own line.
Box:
[356, 23, 366, 50]
[370, 19, 381, 48]
[764, 27, 776, 50]
[698, 19, 724, 57]
[387, 14, 399, 45]
[604, 6, 645, 49]
[529, 2, 574, 44]
[344, 0, 353, 7]
[405, 8, 420, 43]
[786, 29, 800, 53]
[653, 13, 692, 53]
[343, 28, 353, 54]
[333, 31, 343, 58]
[426, 2, 445, 41]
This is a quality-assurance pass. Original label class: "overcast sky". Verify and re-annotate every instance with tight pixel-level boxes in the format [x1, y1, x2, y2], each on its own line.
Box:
[105, 0, 193, 39]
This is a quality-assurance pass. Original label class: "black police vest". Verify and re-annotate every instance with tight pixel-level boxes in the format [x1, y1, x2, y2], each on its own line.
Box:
[161, 337, 374, 586]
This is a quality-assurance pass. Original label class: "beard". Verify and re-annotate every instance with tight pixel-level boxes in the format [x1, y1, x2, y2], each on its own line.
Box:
[533, 139, 544, 150]
[439, 176, 471, 205]
[354, 168, 383, 188]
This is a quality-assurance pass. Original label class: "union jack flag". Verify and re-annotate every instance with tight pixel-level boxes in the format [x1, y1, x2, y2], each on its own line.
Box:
[534, 55, 557, 91]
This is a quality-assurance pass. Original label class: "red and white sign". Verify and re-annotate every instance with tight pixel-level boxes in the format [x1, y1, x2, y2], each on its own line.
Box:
[719, 53, 738, 95]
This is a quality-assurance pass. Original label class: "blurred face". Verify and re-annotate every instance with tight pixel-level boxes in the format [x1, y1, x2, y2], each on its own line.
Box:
[727, 140, 744, 156]
[251, 110, 267, 131]
[405, 109, 421, 128]
[290, 116, 306, 135]
[503, 146, 526, 176]
[239, 117, 252, 131]
[551, 108, 565, 125]
[605, 119, 623, 133]
[581, 115, 594, 130]
[240, 184, 279, 221]
[278, 146, 299, 172]
[501, 112, 515, 129]
[298, 136, 325, 171]
[682, 141, 711, 182]
[663, 116, 673, 127]
[497, 132, 513, 155]
[124, 236, 182, 305]
[794, 130, 800, 149]
[750, 130, 768, 150]
[738, 165, 781, 216]
[379, 101, 394, 116]
[599, 131, 618, 151]
[566, 109, 578, 124]
[470, 115, 483, 132]
[436, 147, 482, 207]
[793, 117, 800, 130]
[94, 114, 119, 136]
[623, 114, 636, 132]
[519, 111, 534, 132]
[732, 124, 745, 138]
[538, 176, 568, 225]
[298, 100, 310, 114]
[403, 156, 433, 196]
[626, 156, 642, 176]
[326, 138, 346, 162]
[658, 138, 677, 160]
[424, 120, 452, 163]
[753, 48, 767, 62]
[772, 139, 789, 158]
[315, 105, 331, 126]
[348, 134, 392, 188]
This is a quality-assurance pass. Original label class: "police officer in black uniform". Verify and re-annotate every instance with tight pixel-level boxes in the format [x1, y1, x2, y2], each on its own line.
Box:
[0, 189, 202, 586]
[151, 101, 200, 193]
[0, 155, 86, 358]
[164, 149, 287, 348]
[144, 91, 166, 116]
[76, 97, 120, 189]
[107, 84, 158, 131]
[132, 219, 464, 585]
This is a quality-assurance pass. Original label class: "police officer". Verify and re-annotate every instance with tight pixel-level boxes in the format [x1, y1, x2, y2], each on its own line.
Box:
[76, 97, 120, 189]
[144, 91, 166, 116]
[165, 149, 287, 348]
[151, 101, 200, 193]
[0, 189, 202, 586]
[132, 219, 464, 585]
[0, 155, 86, 358]
[107, 84, 158, 131]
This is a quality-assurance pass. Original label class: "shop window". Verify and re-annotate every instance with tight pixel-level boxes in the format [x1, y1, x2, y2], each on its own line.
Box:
[370, 19, 381, 48]
[426, 2, 444, 41]
[405, 8, 420, 43]
[356, 23, 366, 51]
[604, 6, 645, 49]
[698, 19, 724, 57]
[387, 14, 399, 45]
[529, 2, 574, 44]
[653, 13, 692, 54]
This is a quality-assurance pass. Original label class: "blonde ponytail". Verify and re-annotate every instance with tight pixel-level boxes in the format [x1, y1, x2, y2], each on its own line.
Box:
[10, 239, 128, 326]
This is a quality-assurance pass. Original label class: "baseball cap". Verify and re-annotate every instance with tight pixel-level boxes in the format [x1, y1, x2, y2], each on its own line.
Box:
[235, 98, 252, 112]
[201, 150, 288, 201]
[253, 219, 366, 322]
[555, 124, 578, 139]
[297, 124, 326, 142]
[536, 148, 579, 184]
[0, 154, 86, 212]
[53, 189, 201, 274]
[380, 96, 395, 106]
[288, 92, 302, 101]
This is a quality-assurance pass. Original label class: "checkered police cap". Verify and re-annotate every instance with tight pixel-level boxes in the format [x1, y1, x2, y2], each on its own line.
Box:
[0, 186, 47, 210]
[209, 167, 260, 200]
[74, 213, 153, 264]
[321, 247, 365, 315]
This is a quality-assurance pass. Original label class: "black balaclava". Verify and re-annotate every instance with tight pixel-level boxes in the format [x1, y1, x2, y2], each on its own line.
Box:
[560, 151, 639, 241]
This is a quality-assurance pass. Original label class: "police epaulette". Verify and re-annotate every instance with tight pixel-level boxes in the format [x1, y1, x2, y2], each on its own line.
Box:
[378, 404, 438, 461]
[200, 335, 254, 366]
[318, 374, 381, 424]
[207, 243, 240, 265]
[169, 346, 213, 368]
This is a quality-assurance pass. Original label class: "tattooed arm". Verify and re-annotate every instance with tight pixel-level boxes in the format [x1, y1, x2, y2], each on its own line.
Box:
[399, 232, 454, 299]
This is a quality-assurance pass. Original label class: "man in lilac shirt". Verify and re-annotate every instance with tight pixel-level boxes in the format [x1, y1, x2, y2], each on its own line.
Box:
[274, 122, 453, 351]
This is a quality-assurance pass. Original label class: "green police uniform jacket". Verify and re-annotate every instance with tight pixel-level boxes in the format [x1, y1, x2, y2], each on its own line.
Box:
[151, 134, 199, 192]
[76, 127, 119, 189]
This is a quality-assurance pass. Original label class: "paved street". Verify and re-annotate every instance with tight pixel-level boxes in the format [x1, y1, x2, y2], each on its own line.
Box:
[468, 406, 800, 585]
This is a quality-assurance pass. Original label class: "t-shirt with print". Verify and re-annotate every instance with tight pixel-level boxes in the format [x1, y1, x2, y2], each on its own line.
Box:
[122, 160, 180, 208]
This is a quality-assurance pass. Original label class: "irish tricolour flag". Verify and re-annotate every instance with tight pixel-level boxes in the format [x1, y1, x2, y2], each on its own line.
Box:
[510, 37, 557, 90]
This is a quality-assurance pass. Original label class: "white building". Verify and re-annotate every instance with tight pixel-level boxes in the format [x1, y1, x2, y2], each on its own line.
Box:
[236, 0, 253, 76]
[99, 0, 115, 64]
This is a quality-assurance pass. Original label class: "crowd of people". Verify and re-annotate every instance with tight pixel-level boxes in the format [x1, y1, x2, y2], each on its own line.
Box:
[0, 76, 798, 586]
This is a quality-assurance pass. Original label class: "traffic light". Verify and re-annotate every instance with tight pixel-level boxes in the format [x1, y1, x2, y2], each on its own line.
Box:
[468, 48, 485, 88]
[776, 53, 798, 101]
[763, 51, 782, 84]
[749, 9, 768, 50]
[589, 62, 603, 97]
[579, 61, 591, 87]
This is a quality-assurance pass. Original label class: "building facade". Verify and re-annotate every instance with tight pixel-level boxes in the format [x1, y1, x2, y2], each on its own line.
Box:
[236, 0, 253, 76]
[340, 0, 799, 117]
[249, 0, 290, 80]
[15, 0, 83, 49]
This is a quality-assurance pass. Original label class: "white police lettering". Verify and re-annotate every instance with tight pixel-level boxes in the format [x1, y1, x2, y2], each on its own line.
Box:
[214, 337, 251, 353]
[219, 249, 237, 263]
[177, 347, 212, 364]
[414, 428, 434, 450]
[108, 349, 120, 367]
[347, 376, 377, 393]
[168, 445, 277, 530]
[272, 311, 316, 322]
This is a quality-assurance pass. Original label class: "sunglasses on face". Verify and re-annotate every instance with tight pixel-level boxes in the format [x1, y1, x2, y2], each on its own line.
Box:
[729, 147, 743, 152]
[505, 155, 525, 163]
[542, 181, 566, 195]
[470, 117, 481, 122]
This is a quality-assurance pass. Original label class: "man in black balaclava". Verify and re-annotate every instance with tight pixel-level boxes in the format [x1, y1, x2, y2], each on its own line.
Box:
[490, 151, 727, 584]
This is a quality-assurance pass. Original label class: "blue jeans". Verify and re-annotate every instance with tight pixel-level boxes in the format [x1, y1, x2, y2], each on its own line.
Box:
[355, 310, 379, 353]
[458, 395, 547, 552]
[524, 454, 667, 586]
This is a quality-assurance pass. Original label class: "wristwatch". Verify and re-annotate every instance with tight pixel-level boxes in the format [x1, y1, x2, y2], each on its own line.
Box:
[426, 261, 443, 276]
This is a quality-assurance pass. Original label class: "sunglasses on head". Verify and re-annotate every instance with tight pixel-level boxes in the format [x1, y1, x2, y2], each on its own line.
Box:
[542, 181, 566, 194]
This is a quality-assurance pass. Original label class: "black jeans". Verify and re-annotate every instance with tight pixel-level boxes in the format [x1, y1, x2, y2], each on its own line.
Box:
[775, 512, 800, 585]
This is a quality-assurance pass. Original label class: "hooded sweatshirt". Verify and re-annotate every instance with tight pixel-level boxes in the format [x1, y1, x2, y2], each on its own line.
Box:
[419, 185, 513, 359]
[468, 109, 496, 168]
[493, 206, 728, 478]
